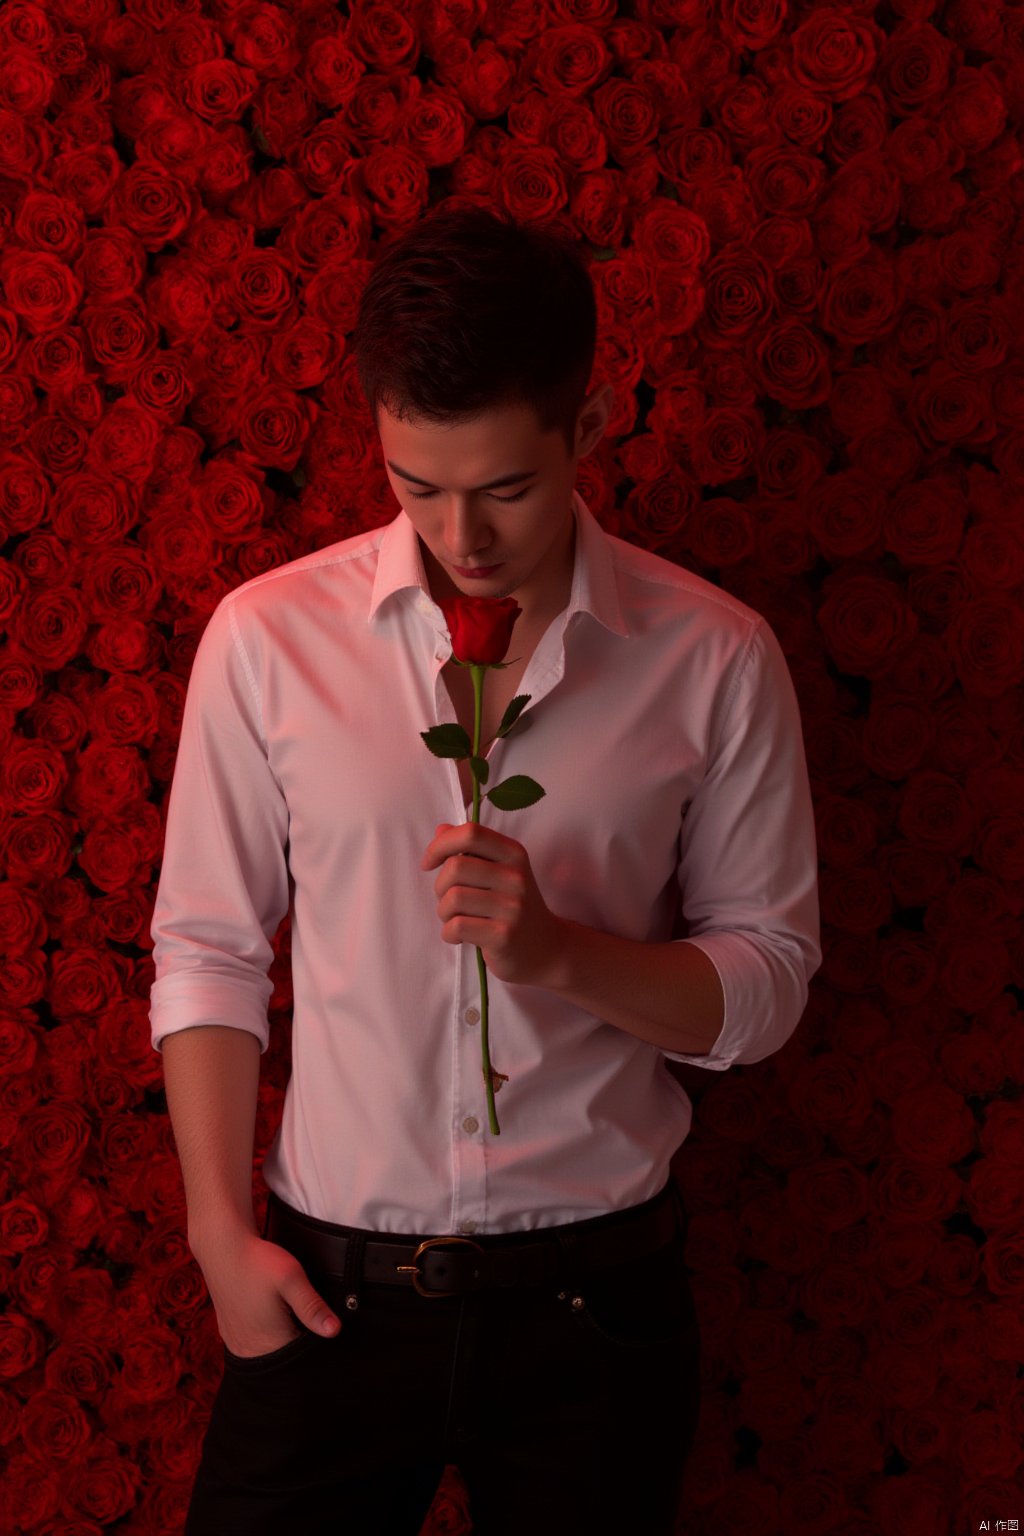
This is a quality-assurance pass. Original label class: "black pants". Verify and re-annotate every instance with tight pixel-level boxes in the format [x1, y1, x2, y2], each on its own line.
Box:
[184, 1182, 701, 1535]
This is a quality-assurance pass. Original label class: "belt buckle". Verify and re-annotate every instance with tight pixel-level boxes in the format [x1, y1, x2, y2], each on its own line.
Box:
[396, 1235, 483, 1298]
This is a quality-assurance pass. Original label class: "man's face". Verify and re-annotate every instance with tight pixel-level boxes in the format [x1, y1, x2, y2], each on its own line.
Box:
[377, 390, 610, 628]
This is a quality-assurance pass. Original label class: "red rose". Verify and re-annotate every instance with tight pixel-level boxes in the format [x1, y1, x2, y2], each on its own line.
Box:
[108, 164, 194, 253]
[224, 249, 298, 332]
[302, 250, 367, 330]
[180, 212, 250, 275]
[189, 388, 243, 449]
[11, 589, 88, 678]
[965, 1154, 1024, 1235]
[53, 1434, 142, 1524]
[0, 108, 48, 181]
[123, 349, 193, 422]
[134, 112, 210, 184]
[0, 890, 46, 977]
[755, 318, 833, 410]
[180, 60, 259, 126]
[145, 259, 218, 346]
[228, 6, 301, 78]
[982, 1229, 1024, 1298]
[907, 359, 995, 452]
[890, 1082, 976, 1167]
[0, 303, 17, 370]
[873, 1159, 961, 1228]
[945, 597, 1024, 699]
[700, 243, 775, 343]
[142, 506, 216, 577]
[76, 228, 147, 303]
[817, 571, 920, 678]
[49, 146, 122, 219]
[790, 10, 886, 102]
[4, 739, 67, 822]
[822, 253, 902, 349]
[982, 1092, 1024, 1159]
[251, 84, 319, 161]
[292, 120, 362, 199]
[193, 457, 267, 538]
[51, 947, 127, 1019]
[277, 193, 362, 274]
[0, 250, 83, 335]
[0, 451, 49, 537]
[26, 414, 89, 479]
[690, 406, 763, 486]
[143, 420, 202, 503]
[14, 191, 82, 260]
[879, 22, 955, 117]
[267, 316, 334, 390]
[236, 385, 317, 471]
[438, 595, 522, 665]
[80, 294, 157, 379]
[195, 326, 266, 397]
[735, 1362, 818, 1446]
[787, 1157, 871, 1234]
[230, 167, 310, 230]
[196, 125, 254, 202]
[22, 326, 86, 393]
[0, 374, 37, 441]
[55, 378, 104, 431]
[303, 34, 364, 110]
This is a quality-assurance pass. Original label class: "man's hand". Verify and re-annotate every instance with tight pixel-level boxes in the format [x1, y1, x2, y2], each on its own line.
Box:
[421, 822, 566, 988]
[193, 1228, 342, 1358]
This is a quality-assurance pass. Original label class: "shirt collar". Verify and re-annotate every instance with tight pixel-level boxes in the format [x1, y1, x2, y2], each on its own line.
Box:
[368, 488, 630, 640]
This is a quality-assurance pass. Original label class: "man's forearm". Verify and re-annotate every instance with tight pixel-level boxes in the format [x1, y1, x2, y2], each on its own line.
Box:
[543, 917, 725, 1056]
[161, 1024, 262, 1258]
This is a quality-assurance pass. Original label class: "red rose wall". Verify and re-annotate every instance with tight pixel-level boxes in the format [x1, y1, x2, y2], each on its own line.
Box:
[1, 0, 1023, 1533]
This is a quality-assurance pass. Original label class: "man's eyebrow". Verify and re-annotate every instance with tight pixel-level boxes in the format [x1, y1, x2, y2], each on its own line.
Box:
[386, 461, 538, 491]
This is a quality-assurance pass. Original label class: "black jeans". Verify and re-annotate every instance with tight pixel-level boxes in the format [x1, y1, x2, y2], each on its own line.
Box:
[184, 1183, 701, 1535]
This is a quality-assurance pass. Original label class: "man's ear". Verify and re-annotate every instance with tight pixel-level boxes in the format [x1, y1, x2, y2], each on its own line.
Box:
[575, 382, 615, 459]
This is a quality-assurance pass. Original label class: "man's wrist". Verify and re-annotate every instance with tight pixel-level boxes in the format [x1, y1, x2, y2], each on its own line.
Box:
[188, 1213, 259, 1262]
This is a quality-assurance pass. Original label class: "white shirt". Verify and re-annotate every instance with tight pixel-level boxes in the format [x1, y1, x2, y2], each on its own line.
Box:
[149, 490, 821, 1234]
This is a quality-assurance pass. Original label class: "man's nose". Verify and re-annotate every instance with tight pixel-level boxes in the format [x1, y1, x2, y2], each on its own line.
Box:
[443, 502, 494, 558]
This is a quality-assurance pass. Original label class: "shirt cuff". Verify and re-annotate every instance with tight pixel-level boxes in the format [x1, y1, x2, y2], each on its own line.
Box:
[149, 975, 272, 1054]
[659, 932, 793, 1070]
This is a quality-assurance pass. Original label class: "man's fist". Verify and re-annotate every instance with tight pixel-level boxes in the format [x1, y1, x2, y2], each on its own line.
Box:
[421, 821, 566, 988]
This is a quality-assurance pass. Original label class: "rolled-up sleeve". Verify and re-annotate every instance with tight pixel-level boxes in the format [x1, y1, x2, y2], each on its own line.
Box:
[665, 616, 822, 1069]
[149, 593, 290, 1055]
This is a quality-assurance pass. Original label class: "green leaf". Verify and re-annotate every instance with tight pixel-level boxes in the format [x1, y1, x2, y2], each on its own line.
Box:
[470, 755, 490, 784]
[485, 774, 546, 810]
[486, 655, 522, 669]
[420, 723, 472, 759]
[495, 694, 529, 736]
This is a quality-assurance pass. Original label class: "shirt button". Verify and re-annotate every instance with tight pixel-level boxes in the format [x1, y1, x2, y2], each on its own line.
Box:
[462, 1116, 479, 1134]
[459, 1219, 478, 1234]
[464, 1008, 480, 1025]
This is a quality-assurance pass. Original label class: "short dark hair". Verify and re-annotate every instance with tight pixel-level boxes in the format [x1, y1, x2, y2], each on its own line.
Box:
[350, 204, 597, 460]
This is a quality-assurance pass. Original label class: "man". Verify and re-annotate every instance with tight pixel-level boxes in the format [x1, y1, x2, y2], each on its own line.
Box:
[151, 209, 821, 1535]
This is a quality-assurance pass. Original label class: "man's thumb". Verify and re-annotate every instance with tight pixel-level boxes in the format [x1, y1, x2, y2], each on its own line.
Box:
[296, 1282, 341, 1336]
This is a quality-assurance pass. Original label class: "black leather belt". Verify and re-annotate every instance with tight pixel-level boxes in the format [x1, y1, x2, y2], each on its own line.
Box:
[264, 1181, 685, 1301]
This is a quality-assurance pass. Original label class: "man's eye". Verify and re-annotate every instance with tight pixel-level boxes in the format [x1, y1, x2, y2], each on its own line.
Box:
[407, 488, 530, 503]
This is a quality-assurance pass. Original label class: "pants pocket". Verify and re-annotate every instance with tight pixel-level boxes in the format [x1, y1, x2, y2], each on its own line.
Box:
[222, 1325, 322, 1372]
[568, 1230, 698, 1350]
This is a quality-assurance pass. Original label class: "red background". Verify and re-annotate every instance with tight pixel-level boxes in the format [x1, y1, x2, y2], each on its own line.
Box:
[1, 1, 1023, 1533]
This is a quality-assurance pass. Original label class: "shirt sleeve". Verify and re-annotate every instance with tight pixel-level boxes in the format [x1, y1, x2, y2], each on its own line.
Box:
[664, 615, 822, 1069]
[148, 593, 290, 1056]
